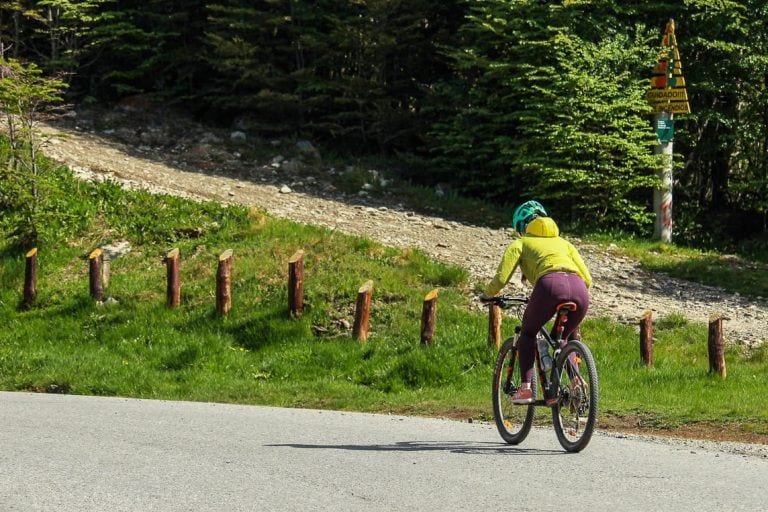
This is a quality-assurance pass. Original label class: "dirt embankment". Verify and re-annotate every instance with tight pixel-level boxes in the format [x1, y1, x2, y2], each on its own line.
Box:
[36, 109, 768, 348]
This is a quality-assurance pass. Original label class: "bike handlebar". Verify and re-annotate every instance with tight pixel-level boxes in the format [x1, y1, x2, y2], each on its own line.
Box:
[480, 294, 529, 309]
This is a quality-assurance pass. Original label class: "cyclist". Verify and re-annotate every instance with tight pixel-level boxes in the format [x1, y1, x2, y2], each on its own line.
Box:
[481, 200, 592, 404]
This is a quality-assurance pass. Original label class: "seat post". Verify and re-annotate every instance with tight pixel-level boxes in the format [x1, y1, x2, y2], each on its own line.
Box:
[554, 302, 578, 338]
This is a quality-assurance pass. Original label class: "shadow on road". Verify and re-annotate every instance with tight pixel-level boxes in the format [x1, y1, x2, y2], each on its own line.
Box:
[268, 440, 564, 456]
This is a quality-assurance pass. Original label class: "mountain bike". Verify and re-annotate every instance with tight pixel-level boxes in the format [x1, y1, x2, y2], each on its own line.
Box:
[483, 295, 599, 452]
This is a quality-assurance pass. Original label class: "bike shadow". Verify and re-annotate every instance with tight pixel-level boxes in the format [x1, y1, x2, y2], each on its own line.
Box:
[267, 440, 564, 456]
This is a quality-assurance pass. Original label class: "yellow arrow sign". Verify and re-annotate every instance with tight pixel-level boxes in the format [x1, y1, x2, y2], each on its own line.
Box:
[646, 88, 688, 102]
[647, 19, 692, 114]
[652, 102, 691, 114]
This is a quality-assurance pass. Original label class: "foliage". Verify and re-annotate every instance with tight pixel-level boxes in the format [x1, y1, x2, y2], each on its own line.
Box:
[428, 0, 661, 230]
[0, 56, 66, 247]
[0, 0, 767, 249]
[201, 0, 463, 152]
[77, 0, 209, 99]
[0, 0, 113, 79]
[654, 0, 768, 248]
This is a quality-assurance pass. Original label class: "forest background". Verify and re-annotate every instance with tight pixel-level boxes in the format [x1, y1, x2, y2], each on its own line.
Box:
[1, 0, 766, 257]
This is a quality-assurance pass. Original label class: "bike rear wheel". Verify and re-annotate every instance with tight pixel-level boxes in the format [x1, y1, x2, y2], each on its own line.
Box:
[492, 337, 536, 444]
[551, 340, 599, 452]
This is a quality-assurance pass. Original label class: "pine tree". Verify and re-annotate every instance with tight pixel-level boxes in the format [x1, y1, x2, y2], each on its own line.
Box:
[428, 0, 659, 230]
[0, 55, 66, 245]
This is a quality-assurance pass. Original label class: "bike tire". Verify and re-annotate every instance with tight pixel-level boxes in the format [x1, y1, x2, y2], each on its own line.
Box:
[492, 337, 536, 445]
[551, 340, 599, 453]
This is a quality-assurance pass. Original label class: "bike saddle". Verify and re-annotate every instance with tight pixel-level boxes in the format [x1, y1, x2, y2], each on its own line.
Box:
[556, 302, 578, 313]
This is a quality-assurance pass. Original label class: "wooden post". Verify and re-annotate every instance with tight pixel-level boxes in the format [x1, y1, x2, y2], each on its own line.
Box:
[488, 303, 502, 349]
[708, 314, 727, 379]
[166, 248, 180, 308]
[102, 251, 111, 289]
[89, 248, 104, 301]
[23, 248, 38, 309]
[216, 249, 233, 316]
[420, 289, 438, 346]
[640, 309, 653, 367]
[353, 280, 373, 342]
[288, 249, 304, 317]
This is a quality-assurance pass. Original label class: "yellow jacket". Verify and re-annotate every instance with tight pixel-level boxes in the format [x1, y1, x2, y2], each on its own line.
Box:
[485, 217, 592, 297]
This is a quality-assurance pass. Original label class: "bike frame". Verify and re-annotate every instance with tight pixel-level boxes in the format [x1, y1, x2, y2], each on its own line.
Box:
[533, 302, 577, 405]
[504, 300, 578, 407]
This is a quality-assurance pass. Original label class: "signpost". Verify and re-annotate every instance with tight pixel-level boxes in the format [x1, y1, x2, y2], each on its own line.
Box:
[646, 19, 691, 243]
[655, 117, 674, 143]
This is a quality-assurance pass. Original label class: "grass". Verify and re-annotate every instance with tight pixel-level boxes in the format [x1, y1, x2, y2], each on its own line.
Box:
[2, 164, 768, 443]
[585, 232, 768, 299]
[586, 317, 768, 432]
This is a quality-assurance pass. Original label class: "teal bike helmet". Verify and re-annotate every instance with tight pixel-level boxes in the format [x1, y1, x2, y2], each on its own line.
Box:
[512, 200, 547, 234]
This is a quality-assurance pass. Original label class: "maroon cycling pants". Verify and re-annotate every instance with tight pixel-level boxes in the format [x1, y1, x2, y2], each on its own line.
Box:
[518, 272, 589, 383]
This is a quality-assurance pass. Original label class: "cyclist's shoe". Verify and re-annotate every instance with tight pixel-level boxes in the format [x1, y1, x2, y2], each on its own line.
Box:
[511, 387, 534, 404]
[544, 383, 559, 407]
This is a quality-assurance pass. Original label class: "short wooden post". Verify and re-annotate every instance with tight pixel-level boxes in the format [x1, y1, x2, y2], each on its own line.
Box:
[420, 289, 438, 346]
[102, 251, 111, 289]
[216, 249, 233, 316]
[89, 248, 104, 301]
[166, 248, 180, 308]
[488, 303, 502, 349]
[640, 309, 653, 367]
[353, 280, 373, 342]
[23, 248, 38, 309]
[288, 249, 304, 317]
[708, 314, 727, 379]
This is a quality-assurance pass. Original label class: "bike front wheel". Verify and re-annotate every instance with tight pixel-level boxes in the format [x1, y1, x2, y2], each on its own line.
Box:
[492, 337, 536, 444]
[550, 340, 599, 452]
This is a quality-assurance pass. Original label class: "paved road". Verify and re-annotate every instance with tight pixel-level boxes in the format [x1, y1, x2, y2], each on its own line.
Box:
[1, 392, 766, 511]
